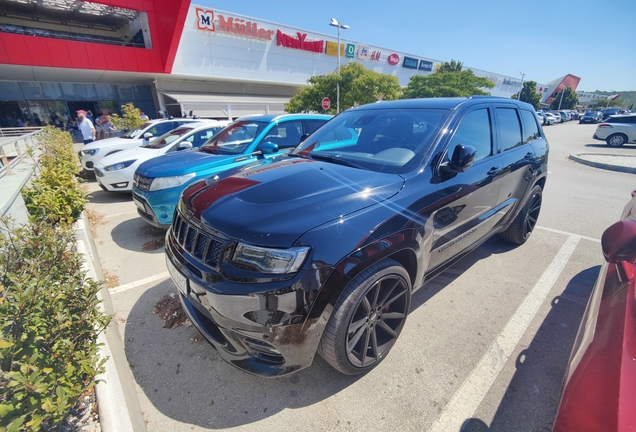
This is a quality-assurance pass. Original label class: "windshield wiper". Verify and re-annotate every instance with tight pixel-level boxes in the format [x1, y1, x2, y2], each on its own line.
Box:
[309, 153, 368, 170]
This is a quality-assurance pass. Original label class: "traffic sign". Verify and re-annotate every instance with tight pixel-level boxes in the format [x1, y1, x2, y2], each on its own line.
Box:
[322, 97, 331, 110]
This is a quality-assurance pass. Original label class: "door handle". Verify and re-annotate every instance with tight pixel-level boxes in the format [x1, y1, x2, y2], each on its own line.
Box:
[487, 167, 500, 177]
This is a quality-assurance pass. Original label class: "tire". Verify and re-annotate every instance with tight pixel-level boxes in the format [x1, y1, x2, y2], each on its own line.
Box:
[500, 185, 542, 245]
[318, 258, 411, 375]
[606, 134, 627, 147]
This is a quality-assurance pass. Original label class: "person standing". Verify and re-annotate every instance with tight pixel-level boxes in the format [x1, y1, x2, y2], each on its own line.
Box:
[77, 110, 95, 145]
[139, 111, 149, 121]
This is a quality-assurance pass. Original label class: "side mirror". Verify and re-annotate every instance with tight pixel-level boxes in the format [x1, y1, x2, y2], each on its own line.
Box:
[442, 145, 476, 173]
[178, 141, 193, 150]
[260, 142, 279, 155]
[601, 219, 636, 281]
[143, 132, 153, 139]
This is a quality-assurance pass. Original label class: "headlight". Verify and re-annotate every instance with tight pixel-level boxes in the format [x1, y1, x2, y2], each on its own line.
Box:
[104, 160, 136, 171]
[232, 243, 310, 274]
[149, 173, 196, 191]
[81, 148, 99, 156]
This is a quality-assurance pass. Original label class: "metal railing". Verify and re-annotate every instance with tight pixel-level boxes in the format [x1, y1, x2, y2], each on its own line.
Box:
[0, 128, 42, 178]
[0, 127, 43, 137]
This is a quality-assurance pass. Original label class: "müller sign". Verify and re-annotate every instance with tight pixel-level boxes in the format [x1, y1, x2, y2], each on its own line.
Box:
[276, 30, 324, 53]
[196, 9, 275, 40]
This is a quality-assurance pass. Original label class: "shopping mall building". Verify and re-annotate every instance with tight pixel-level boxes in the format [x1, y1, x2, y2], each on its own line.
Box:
[0, 0, 605, 127]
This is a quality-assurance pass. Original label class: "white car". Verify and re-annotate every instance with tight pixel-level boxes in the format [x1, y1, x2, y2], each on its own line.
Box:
[542, 113, 558, 125]
[79, 118, 198, 171]
[92, 121, 229, 192]
[593, 114, 636, 147]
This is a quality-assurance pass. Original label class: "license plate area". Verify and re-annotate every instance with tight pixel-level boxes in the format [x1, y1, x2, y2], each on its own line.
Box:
[166, 257, 188, 295]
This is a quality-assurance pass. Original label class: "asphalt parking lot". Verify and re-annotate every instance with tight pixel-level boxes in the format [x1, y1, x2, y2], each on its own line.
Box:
[79, 121, 634, 432]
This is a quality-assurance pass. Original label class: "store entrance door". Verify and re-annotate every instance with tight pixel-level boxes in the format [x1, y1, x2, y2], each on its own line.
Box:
[67, 101, 100, 121]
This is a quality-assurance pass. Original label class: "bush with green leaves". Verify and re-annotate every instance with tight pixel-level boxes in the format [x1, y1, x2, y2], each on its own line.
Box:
[108, 102, 145, 133]
[0, 219, 110, 431]
[22, 126, 86, 225]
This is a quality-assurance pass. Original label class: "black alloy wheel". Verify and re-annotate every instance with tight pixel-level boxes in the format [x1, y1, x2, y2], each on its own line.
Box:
[523, 190, 542, 239]
[500, 185, 543, 245]
[345, 274, 409, 368]
[318, 258, 411, 375]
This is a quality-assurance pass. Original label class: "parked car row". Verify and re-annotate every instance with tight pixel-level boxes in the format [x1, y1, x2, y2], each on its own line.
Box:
[82, 97, 636, 430]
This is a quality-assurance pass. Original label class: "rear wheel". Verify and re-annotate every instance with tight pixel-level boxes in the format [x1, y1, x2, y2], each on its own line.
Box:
[500, 185, 542, 245]
[606, 134, 627, 147]
[318, 258, 411, 375]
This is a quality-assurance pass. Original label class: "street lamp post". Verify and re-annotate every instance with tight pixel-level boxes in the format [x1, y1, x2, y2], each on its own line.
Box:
[330, 18, 349, 114]
[518, 71, 525, 102]
[558, 87, 566, 110]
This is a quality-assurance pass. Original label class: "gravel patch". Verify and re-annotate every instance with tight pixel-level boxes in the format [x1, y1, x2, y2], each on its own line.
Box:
[574, 154, 636, 168]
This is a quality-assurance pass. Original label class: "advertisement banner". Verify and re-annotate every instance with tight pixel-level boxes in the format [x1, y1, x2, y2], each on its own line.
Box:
[419, 60, 433, 71]
[325, 41, 345, 56]
[403, 56, 418, 69]
[357, 45, 369, 60]
[346, 43, 355, 58]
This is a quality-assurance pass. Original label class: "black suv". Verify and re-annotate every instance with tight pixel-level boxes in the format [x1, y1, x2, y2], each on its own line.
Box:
[166, 97, 549, 377]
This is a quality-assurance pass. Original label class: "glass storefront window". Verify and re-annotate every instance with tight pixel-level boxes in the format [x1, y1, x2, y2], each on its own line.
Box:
[47, 101, 70, 129]
[98, 100, 119, 116]
[96, 84, 119, 100]
[41, 82, 64, 100]
[0, 82, 24, 100]
[20, 82, 44, 100]
[60, 83, 97, 101]
[24, 100, 49, 126]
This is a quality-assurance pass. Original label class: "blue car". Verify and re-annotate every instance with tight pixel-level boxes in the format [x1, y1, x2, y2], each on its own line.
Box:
[132, 114, 332, 228]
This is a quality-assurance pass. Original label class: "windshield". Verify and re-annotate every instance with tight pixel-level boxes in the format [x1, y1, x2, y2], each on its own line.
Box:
[201, 121, 268, 155]
[142, 127, 193, 149]
[122, 122, 151, 139]
[292, 108, 450, 174]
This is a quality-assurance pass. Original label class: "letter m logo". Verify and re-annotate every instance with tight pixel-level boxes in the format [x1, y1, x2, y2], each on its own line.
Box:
[196, 8, 214, 31]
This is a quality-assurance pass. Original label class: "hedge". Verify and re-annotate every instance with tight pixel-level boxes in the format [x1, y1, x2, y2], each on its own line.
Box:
[0, 126, 110, 431]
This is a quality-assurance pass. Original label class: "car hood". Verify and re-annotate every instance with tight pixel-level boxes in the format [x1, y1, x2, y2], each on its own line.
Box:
[83, 136, 141, 150]
[181, 157, 405, 247]
[95, 146, 162, 168]
[135, 150, 236, 178]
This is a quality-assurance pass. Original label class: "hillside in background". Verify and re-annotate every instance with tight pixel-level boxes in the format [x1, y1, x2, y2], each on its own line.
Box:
[591, 90, 636, 109]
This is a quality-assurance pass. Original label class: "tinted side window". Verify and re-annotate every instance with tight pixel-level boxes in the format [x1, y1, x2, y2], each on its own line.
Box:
[149, 121, 177, 136]
[263, 121, 303, 148]
[495, 108, 523, 152]
[520, 110, 541, 143]
[447, 108, 492, 163]
[305, 120, 327, 135]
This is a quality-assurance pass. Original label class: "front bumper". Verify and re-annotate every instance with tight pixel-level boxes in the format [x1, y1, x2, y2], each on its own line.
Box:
[94, 166, 133, 192]
[132, 186, 181, 228]
[165, 220, 328, 377]
[81, 155, 96, 171]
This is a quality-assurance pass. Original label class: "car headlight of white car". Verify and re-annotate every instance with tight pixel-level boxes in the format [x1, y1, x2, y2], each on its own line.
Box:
[81, 148, 99, 156]
[232, 243, 310, 274]
[104, 160, 136, 171]
[149, 173, 196, 191]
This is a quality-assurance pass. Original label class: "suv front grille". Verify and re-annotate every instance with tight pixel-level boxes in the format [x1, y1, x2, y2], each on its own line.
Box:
[133, 173, 153, 191]
[172, 212, 226, 268]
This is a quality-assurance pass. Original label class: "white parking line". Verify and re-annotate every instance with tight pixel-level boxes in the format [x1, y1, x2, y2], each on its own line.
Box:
[109, 271, 170, 294]
[429, 234, 581, 432]
[536, 225, 600, 243]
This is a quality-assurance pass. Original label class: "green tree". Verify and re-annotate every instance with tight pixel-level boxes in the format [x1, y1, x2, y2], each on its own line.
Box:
[402, 69, 494, 99]
[108, 102, 145, 132]
[285, 62, 401, 114]
[550, 87, 579, 110]
[436, 59, 463, 73]
[511, 81, 542, 109]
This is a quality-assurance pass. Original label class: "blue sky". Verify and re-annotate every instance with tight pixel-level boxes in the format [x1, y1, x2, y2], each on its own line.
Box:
[201, 0, 635, 91]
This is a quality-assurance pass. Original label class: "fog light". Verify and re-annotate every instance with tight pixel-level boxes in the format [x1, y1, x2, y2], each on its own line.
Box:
[157, 206, 170, 220]
[111, 182, 129, 189]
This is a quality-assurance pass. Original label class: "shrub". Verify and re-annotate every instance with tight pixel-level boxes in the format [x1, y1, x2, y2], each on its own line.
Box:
[0, 219, 110, 431]
[22, 126, 86, 225]
[108, 102, 145, 133]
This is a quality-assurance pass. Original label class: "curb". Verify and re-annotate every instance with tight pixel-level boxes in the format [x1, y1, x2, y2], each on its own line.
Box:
[74, 213, 147, 432]
[569, 153, 636, 175]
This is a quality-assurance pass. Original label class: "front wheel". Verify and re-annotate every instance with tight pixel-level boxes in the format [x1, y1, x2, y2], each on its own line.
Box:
[318, 258, 411, 375]
[500, 185, 543, 245]
[606, 134, 627, 147]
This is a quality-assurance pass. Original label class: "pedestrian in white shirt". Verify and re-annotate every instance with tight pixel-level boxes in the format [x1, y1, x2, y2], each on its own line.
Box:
[77, 110, 95, 145]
